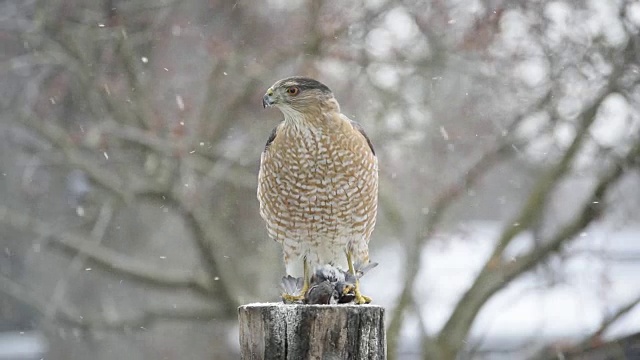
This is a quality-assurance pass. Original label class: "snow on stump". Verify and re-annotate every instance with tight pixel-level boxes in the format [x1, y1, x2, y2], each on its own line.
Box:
[238, 303, 386, 360]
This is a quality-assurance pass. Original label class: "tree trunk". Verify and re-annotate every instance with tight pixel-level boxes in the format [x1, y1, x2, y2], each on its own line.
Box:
[238, 303, 386, 360]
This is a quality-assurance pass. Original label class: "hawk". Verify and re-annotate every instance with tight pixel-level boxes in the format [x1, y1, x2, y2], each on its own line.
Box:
[258, 76, 378, 304]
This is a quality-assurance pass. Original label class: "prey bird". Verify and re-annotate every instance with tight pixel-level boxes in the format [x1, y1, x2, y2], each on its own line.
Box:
[258, 77, 378, 304]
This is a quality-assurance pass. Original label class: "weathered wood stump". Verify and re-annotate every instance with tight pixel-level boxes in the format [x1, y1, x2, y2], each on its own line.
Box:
[239, 303, 386, 360]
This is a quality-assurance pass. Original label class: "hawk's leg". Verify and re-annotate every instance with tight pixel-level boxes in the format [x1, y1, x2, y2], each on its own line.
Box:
[346, 251, 372, 304]
[282, 257, 309, 303]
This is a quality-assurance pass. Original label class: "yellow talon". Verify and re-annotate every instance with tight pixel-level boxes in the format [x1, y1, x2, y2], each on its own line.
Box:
[356, 294, 372, 304]
[282, 292, 306, 303]
[346, 251, 372, 305]
[354, 286, 372, 304]
[282, 257, 310, 303]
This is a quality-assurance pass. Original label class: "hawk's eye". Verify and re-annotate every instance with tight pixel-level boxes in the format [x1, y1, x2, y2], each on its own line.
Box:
[287, 87, 300, 96]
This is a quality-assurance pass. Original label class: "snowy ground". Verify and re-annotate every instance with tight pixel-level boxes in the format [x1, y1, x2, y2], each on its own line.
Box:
[0, 331, 47, 360]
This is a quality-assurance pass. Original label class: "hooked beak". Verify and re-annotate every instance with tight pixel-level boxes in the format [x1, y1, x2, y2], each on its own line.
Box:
[262, 88, 276, 108]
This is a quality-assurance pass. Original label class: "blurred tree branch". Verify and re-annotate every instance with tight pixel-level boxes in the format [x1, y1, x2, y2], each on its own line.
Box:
[0, 273, 221, 332]
[531, 292, 640, 360]
[47, 200, 115, 320]
[18, 113, 169, 200]
[436, 131, 638, 360]
[0, 205, 216, 296]
[387, 90, 552, 358]
[434, 39, 637, 359]
[573, 294, 640, 352]
[9, 0, 248, 324]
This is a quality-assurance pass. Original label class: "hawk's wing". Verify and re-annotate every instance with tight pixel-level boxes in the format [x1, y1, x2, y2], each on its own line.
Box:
[349, 120, 375, 156]
[264, 125, 279, 151]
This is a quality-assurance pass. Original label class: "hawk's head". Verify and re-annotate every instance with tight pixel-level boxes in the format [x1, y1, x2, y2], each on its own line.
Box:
[262, 77, 336, 116]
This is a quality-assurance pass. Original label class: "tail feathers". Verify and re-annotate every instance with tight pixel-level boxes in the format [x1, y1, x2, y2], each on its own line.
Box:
[281, 275, 304, 295]
[354, 261, 379, 279]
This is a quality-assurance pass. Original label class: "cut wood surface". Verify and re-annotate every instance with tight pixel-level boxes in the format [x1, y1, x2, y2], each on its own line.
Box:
[238, 303, 386, 360]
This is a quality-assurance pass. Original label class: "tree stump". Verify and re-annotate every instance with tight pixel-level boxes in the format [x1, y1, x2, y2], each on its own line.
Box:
[238, 303, 386, 360]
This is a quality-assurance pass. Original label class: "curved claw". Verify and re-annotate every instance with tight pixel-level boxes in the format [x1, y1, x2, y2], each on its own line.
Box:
[282, 292, 306, 304]
[281, 258, 310, 304]
[346, 251, 374, 305]
[354, 290, 372, 304]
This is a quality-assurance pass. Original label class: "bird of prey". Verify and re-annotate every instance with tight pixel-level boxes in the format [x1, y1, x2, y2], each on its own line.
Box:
[258, 76, 378, 304]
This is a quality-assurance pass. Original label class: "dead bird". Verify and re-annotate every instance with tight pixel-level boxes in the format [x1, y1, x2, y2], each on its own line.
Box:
[280, 262, 378, 304]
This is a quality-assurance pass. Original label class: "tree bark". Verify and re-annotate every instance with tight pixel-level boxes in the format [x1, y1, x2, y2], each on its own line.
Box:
[238, 303, 386, 360]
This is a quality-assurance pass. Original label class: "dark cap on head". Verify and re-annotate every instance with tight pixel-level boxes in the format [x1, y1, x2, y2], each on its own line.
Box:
[277, 76, 332, 94]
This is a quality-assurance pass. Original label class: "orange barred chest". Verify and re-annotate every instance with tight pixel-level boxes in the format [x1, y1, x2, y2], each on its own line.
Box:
[258, 125, 378, 246]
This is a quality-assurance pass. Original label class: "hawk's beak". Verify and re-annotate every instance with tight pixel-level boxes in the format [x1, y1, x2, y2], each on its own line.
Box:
[263, 89, 276, 108]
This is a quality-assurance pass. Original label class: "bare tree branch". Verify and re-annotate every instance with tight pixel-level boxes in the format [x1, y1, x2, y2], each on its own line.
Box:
[17, 113, 170, 200]
[69, 305, 223, 331]
[0, 273, 221, 331]
[570, 294, 640, 354]
[176, 200, 239, 313]
[432, 33, 638, 356]
[113, 25, 156, 129]
[18, 113, 131, 199]
[0, 206, 214, 295]
[436, 80, 638, 359]
[47, 201, 115, 319]
[386, 91, 551, 358]
[530, 292, 640, 360]
[0, 273, 82, 326]
[506, 139, 640, 280]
